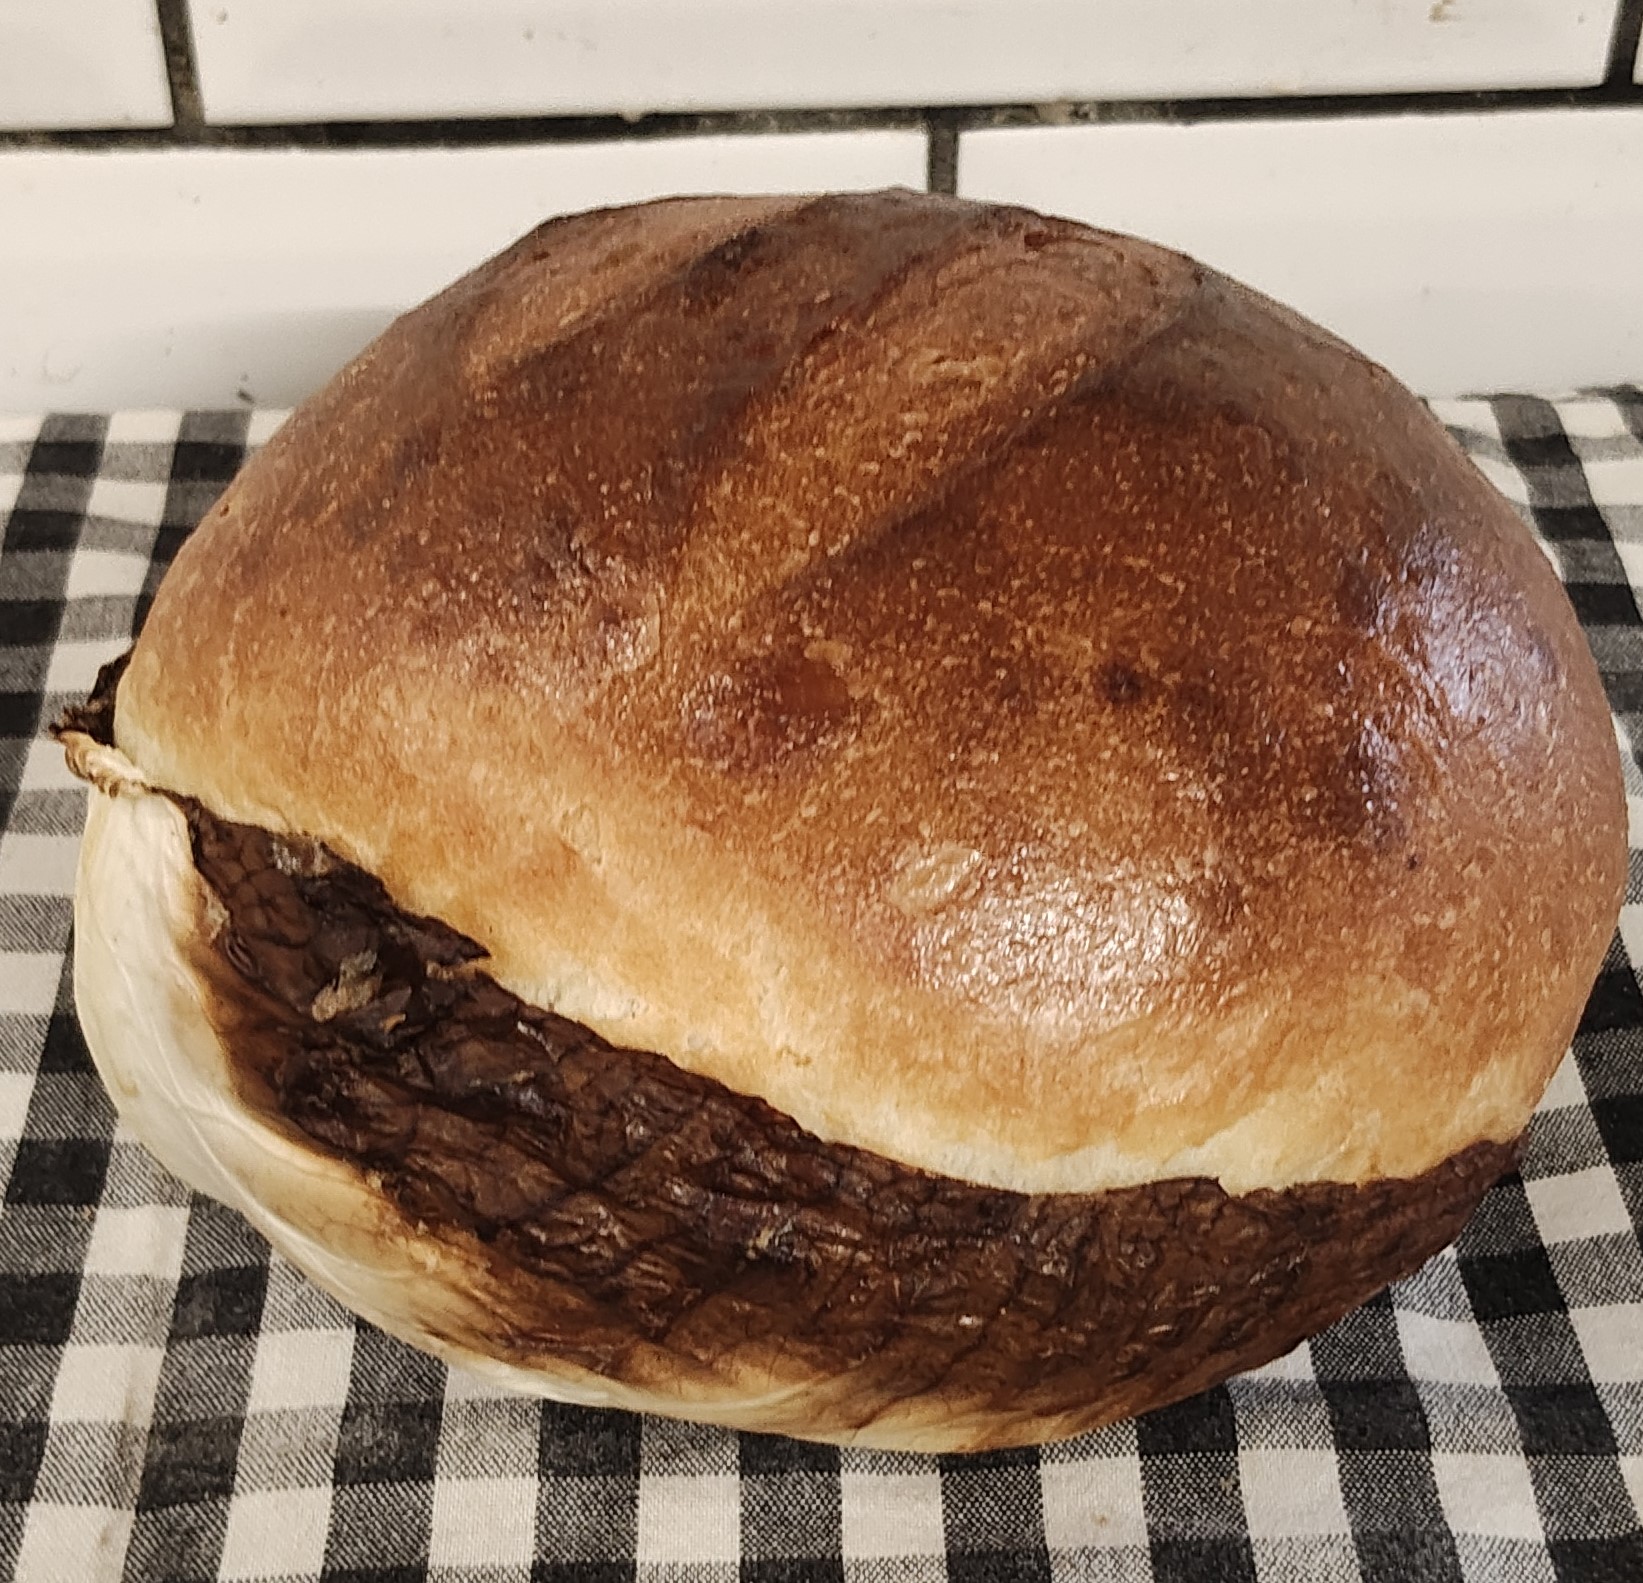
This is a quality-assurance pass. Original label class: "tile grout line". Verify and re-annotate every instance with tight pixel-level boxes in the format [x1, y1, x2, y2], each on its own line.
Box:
[925, 112, 959, 195]
[1, 81, 1641, 153]
[152, 0, 205, 134]
[1606, 0, 1643, 87]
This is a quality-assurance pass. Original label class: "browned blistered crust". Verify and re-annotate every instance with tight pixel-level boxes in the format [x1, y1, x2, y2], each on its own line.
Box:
[171, 787, 1516, 1446]
[111, 190, 1625, 1197]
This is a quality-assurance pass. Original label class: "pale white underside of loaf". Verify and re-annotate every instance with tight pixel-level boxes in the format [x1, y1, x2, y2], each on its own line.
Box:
[69, 748, 877, 1437]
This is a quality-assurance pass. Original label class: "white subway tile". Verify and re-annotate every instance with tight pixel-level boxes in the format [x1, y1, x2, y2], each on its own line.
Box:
[187, 0, 1617, 123]
[0, 132, 924, 412]
[0, 0, 171, 130]
[959, 107, 1643, 397]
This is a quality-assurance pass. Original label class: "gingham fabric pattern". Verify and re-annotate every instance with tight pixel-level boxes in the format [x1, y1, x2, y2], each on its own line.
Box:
[1, 399, 1640, 1583]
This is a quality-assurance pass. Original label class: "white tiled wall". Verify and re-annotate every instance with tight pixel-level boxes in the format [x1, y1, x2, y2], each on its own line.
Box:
[0, 0, 171, 129]
[186, 0, 1617, 123]
[0, 0, 1638, 404]
[0, 132, 926, 410]
[960, 107, 1643, 396]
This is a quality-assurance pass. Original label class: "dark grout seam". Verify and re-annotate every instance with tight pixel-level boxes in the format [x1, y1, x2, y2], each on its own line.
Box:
[1607, 0, 1643, 88]
[153, 0, 205, 132]
[925, 113, 960, 195]
[0, 80, 1638, 153]
[951, 79, 1643, 131]
[0, 105, 925, 151]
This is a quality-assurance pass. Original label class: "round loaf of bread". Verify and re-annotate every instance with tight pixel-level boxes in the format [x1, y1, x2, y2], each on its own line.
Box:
[62, 190, 1624, 1450]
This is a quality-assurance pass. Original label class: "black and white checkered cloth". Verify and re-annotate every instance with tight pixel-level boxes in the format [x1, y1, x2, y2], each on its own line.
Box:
[1, 399, 1640, 1583]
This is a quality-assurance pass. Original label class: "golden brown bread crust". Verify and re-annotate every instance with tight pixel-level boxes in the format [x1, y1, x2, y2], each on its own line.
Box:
[114, 189, 1625, 1195]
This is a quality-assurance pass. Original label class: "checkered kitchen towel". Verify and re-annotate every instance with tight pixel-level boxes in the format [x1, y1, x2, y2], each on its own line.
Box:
[1, 399, 1640, 1583]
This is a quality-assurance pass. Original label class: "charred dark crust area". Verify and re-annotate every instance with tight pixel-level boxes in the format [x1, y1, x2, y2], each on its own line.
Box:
[53, 650, 128, 744]
[154, 789, 1518, 1437]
